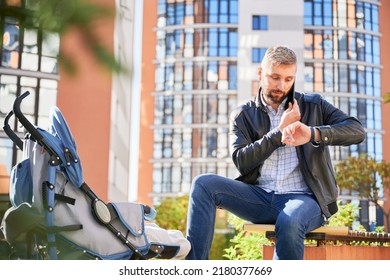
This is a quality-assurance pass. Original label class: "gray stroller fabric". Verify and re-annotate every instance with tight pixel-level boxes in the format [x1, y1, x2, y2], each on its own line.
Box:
[2, 139, 190, 260]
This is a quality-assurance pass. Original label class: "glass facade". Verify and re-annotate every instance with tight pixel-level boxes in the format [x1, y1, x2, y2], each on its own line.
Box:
[0, 0, 59, 179]
[153, 0, 238, 196]
[304, 0, 382, 228]
[153, 0, 383, 209]
[304, 0, 382, 161]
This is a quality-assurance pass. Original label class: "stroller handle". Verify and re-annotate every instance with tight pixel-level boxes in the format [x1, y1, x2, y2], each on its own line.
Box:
[3, 111, 24, 150]
[13, 91, 61, 165]
[13, 91, 44, 143]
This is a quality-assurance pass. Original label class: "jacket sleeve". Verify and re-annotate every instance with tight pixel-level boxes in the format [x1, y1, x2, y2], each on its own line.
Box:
[229, 108, 285, 178]
[316, 97, 366, 146]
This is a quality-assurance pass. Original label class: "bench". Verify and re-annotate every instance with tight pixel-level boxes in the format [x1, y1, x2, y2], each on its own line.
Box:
[243, 223, 390, 243]
[243, 223, 390, 259]
[243, 223, 349, 245]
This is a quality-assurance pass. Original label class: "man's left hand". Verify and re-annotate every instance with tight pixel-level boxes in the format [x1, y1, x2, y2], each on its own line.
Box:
[281, 121, 311, 146]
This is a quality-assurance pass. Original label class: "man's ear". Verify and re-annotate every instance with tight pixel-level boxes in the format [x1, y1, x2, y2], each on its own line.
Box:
[257, 66, 262, 80]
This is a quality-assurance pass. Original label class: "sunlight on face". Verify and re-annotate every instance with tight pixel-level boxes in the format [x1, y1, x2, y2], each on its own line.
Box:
[258, 63, 296, 107]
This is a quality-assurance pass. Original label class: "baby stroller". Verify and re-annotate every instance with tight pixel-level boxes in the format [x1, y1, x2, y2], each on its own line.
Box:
[0, 91, 190, 260]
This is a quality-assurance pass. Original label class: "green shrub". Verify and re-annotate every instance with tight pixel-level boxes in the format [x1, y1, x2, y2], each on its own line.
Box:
[154, 195, 189, 234]
[327, 201, 360, 228]
[223, 214, 270, 260]
[153, 195, 232, 260]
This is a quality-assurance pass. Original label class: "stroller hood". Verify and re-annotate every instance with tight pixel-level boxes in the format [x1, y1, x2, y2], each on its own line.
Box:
[37, 107, 84, 188]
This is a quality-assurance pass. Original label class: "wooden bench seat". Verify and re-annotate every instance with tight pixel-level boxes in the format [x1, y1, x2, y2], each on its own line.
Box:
[243, 224, 390, 260]
[243, 223, 390, 244]
[243, 224, 350, 245]
[243, 223, 349, 236]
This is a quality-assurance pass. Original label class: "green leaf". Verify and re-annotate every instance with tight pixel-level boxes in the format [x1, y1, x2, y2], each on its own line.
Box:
[23, 0, 122, 74]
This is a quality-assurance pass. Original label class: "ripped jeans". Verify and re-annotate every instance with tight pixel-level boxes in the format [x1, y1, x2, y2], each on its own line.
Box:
[185, 174, 325, 260]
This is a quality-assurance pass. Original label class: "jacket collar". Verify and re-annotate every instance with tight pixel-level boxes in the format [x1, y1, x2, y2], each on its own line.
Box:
[255, 87, 264, 108]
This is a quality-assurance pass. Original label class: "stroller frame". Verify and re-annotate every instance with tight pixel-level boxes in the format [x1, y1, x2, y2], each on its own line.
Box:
[1, 91, 189, 260]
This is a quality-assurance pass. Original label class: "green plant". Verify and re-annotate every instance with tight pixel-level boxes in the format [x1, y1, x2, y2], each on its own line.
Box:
[335, 154, 390, 232]
[12, 0, 124, 74]
[223, 214, 270, 260]
[154, 195, 189, 234]
[210, 229, 235, 260]
[153, 195, 233, 260]
[384, 92, 390, 104]
[327, 201, 360, 228]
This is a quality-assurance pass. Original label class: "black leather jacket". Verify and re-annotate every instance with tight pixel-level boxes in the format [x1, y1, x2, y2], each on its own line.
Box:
[229, 91, 366, 218]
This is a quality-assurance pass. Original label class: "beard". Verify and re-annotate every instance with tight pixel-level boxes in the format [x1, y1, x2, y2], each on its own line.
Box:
[263, 89, 288, 105]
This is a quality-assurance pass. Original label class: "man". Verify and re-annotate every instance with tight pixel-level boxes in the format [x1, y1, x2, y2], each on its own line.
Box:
[185, 45, 366, 260]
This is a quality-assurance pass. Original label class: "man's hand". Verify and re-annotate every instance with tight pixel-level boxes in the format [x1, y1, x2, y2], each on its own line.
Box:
[281, 121, 311, 146]
[279, 101, 301, 131]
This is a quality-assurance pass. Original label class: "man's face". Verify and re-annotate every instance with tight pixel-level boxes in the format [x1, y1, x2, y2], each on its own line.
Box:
[258, 63, 296, 107]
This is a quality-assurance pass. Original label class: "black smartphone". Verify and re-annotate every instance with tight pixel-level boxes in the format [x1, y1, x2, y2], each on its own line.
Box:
[284, 82, 295, 110]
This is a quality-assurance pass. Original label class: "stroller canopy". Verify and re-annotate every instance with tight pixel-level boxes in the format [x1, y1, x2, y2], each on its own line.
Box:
[38, 106, 84, 188]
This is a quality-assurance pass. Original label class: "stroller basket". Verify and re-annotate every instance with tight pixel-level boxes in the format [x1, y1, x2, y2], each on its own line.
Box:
[1, 91, 190, 260]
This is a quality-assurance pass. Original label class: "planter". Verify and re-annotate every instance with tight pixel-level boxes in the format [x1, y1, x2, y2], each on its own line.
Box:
[262, 244, 390, 260]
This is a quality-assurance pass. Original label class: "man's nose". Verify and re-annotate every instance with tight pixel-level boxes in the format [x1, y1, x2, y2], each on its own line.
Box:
[277, 80, 287, 90]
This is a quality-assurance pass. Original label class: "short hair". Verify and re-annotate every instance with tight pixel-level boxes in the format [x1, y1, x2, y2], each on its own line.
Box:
[261, 45, 297, 68]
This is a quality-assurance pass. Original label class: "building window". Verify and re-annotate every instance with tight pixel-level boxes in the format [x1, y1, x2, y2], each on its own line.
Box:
[161, 27, 238, 58]
[0, 4, 59, 180]
[305, 0, 380, 31]
[206, 0, 238, 24]
[252, 48, 267, 63]
[303, 29, 380, 64]
[160, 0, 238, 26]
[208, 28, 238, 57]
[252, 15, 268, 30]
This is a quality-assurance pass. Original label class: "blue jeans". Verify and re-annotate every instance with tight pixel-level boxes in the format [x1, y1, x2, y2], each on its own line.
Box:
[185, 174, 325, 260]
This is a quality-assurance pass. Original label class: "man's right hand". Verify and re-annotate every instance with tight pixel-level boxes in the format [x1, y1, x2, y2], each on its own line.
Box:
[279, 101, 301, 130]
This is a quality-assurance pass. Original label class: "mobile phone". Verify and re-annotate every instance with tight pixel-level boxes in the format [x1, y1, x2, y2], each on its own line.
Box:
[284, 82, 295, 110]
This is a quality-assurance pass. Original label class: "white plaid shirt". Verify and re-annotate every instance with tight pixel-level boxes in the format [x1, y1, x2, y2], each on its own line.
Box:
[257, 97, 311, 194]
